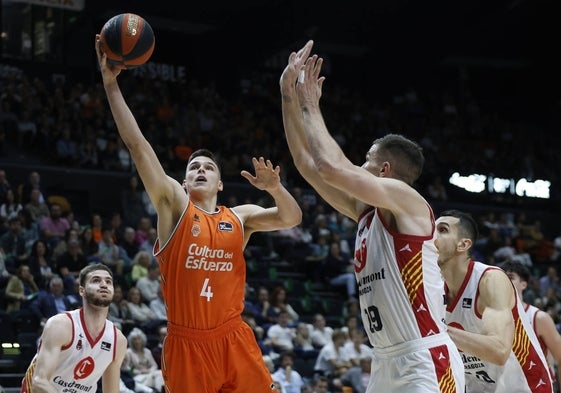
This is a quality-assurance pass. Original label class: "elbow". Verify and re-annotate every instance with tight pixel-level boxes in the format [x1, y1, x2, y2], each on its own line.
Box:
[316, 159, 339, 184]
[493, 347, 511, 366]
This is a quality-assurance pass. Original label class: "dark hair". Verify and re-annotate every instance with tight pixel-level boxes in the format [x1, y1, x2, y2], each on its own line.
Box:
[440, 209, 479, 243]
[501, 261, 530, 283]
[79, 263, 113, 286]
[187, 148, 221, 175]
[372, 133, 424, 184]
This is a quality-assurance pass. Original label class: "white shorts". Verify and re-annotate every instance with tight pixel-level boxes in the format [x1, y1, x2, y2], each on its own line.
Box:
[367, 333, 465, 393]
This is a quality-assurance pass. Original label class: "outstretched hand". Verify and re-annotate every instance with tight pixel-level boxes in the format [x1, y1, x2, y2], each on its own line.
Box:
[296, 53, 325, 109]
[240, 157, 281, 192]
[280, 40, 314, 96]
[95, 34, 121, 81]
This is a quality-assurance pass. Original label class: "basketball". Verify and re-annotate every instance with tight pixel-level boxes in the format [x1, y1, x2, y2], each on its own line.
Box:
[100, 13, 155, 70]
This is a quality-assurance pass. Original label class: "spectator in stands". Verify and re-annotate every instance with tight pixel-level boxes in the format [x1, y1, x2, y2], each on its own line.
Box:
[55, 238, 87, 293]
[136, 262, 160, 303]
[0, 188, 22, 221]
[90, 212, 104, 243]
[310, 313, 334, 349]
[313, 329, 352, 379]
[122, 327, 164, 393]
[121, 175, 149, 229]
[293, 321, 319, 360]
[119, 226, 140, 263]
[342, 329, 371, 367]
[138, 227, 157, 264]
[30, 276, 72, 327]
[254, 285, 274, 328]
[24, 188, 50, 222]
[17, 209, 38, 252]
[108, 284, 135, 336]
[127, 286, 162, 333]
[20, 171, 46, 206]
[134, 217, 153, 248]
[539, 267, 561, 299]
[55, 126, 79, 166]
[267, 285, 299, 326]
[149, 286, 166, 322]
[150, 324, 167, 368]
[39, 202, 70, 250]
[109, 211, 126, 245]
[322, 241, 357, 301]
[266, 310, 296, 353]
[0, 216, 28, 272]
[310, 375, 330, 393]
[130, 250, 152, 285]
[271, 351, 305, 393]
[27, 239, 55, 290]
[97, 227, 125, 278]
[337, 355, 372, 393]
[4, 264, 39, 323]
[79, 225, 100, 262]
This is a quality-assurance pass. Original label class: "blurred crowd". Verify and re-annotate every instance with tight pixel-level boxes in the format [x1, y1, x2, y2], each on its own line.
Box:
[1, 62, 561, 392]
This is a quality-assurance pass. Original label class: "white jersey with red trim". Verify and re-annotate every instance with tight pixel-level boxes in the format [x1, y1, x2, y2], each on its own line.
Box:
[446, 261, 553, 393]
[22, 308, 117, 393]
[354, 206, 448, 348]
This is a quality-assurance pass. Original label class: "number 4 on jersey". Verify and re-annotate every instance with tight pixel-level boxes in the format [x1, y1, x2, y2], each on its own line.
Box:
[200, 278, 214, 301]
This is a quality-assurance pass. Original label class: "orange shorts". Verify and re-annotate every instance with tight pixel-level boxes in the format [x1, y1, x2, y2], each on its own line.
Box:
[162, 317, 276, 393]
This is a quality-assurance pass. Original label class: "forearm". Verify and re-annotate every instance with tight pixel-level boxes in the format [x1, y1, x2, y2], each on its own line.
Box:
[102, 80, 145, 150]
[268, 185, 302, 227]
[301, 105, 346, 170]
[281, 92, 315, 174]
[448, 325, 511, 365]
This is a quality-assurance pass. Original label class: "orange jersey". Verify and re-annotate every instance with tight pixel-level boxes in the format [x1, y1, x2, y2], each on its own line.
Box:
[155, 202, 246, 329]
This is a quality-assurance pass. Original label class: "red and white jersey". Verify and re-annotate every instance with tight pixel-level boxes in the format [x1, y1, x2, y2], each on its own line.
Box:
[526, 303, 557, 382]
[446, 261, 553, 393]
[22, 308, 117, 393]
[155, 202, 246, 329]
[354, 206, 448, 348]
[526, 304, 548, 357]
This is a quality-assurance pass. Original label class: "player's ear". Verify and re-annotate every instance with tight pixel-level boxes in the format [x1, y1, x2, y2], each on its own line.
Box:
[217, 180, 223, 192]
[457, 238, 472, 252]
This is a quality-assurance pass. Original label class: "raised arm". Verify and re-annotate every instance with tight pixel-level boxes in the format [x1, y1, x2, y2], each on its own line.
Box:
[95, 36, 186, 242]
[447, 269, 515, 365]
[235, 157, 301, 247]
[287, 42, 429, 227]
[280, 40, 358, 220]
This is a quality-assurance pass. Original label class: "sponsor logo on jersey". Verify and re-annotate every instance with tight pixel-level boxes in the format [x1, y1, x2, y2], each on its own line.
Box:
[462, 298, 473, 308]
[76, 339, 82, 350]
[100, 341, 112, 351]
[73, 356, 95, 379]
[193, 213, 200, 222]
[184, 243, 235, 271]
[218, 221, 233, 232]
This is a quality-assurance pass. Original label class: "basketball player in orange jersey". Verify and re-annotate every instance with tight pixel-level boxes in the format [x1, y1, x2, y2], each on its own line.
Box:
[281, 40, 464, 392]
[21, 263, 127, 393]
[436, 210, 553, 392]
[95, 36, 302, 393]
[503, 261, 561, 392]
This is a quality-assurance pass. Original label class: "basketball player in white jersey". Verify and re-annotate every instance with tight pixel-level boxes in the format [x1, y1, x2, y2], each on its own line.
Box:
[21, 263, 127, 393]
[280, 40, 465, 392]
[503, 260, 561, 392]
[436, 210, 553, 392]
